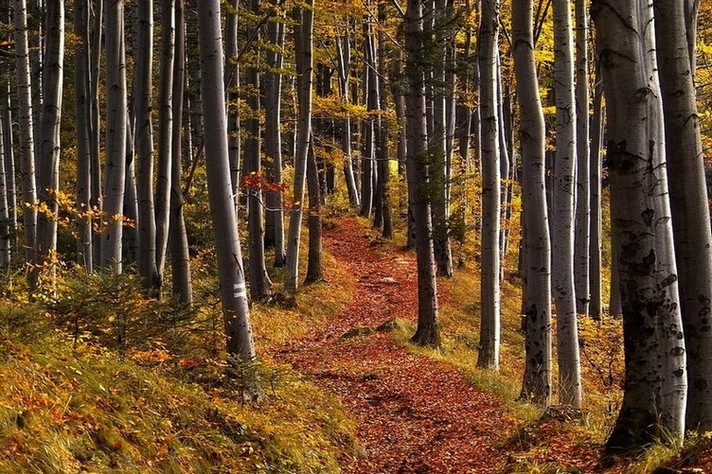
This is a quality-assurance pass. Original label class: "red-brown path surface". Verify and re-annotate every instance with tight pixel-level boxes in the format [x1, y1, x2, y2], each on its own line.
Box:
[271, 216, 515, 473]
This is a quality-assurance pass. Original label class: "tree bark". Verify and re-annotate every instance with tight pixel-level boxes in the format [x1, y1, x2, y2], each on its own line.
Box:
[36, 0, 64, 272]
[169, 0, 192, 305]
[593, 0, 687, 453]
[155, 0, 176, 286]
[477, 0, 501, 370]
[134, 0, 158, 288]
[13, 0, 38, 270]
[589, 76, 604, 320]
[197, 0, 257, 364]
[654, 0, 712, 432]
[513, 0, 552, 406]
[552, 0, 582, 408]
[406, 0, 441, 348]
[285, 0, 314, 292]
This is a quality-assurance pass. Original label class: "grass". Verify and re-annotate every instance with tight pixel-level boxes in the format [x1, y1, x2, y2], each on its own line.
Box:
[0, 235, 359, 473]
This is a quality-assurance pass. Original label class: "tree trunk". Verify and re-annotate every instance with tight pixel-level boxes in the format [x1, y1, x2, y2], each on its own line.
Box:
[589, 76, 604, 320]
[305, 133, 323, 283]
[36, 0, 64, 272]
[134, 0, 158, 288]
[155, 0, 176, 287]
[264, 13, 286, 267]
[552, 0, 582, 408]
[90, 0, 103, 268]
[406, 0, 440, 348]
[513, 0, 552, 406]
[74, 0, 92, 272]
[245, 0, 272, 301]
[13, 0, 38, 269]
[197, 0, 257, 366]
[336, 34, 360, 208]
[1, 84, 17, 257]
[593, 0, 687, 454]
[573, 0, 590, 317]
[654, 0, 712, 432]
[0, 113, 9, 269]
[285, 0, 314, 292]
[377, 1, 393, 240]
[225, 0, 241, 198]
[476, 0, 501, 370]
[169, 0, 192, 305]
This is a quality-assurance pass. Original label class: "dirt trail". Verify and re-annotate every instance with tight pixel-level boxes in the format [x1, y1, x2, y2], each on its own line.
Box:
[272, 216, 514, 473]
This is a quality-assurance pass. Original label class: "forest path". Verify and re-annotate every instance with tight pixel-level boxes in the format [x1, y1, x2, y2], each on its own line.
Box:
[271, 216, 514, 473]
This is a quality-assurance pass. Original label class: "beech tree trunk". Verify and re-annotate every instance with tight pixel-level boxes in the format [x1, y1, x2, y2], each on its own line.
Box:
[169, 0, 192, 305]
[336, 33, 360, 208]
[477, 0, 501, 370]
[225, 0, 241, 198]
[552, 0, 582, 408]
[593, 0, 687, 453]
[74, 0, 92, 272]
[573, 0, 590, 317]
[245, 0, 272, 301]
[101, 0, 128, 271]
[197, 0, 257, 364]
[13, 0, 38, 268]
[155, 0, 176, 285]
[305, 133, 323, 283]
[36, 0, 64, 270]
[285, 0, 314, 292]
[264, 12, 286, 267]
[134, 0, 158, 288]
[406, 0, 440, 348]
[513, 0, 552, 406]
[654, 0, 712, 432]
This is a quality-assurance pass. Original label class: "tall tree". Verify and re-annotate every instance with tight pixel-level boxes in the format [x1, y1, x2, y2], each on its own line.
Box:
[513, 0, 552, 406]
[376, 1, 393, 239]
[74, 0, 93, 272]
[264, 10, 286, 267]
[169, 0, 192, 305]
[245, 0, 272, 301]
[197, 0, 257, 365]
[101, 0, 128, 271]
[155, 0, 176, 286]
[0, 84, 17, 257]
[134, 0, 158, 287]
[552, 0, 582, 408]
[406, 0, 440, 347]
[589, 75, 604, 320]
[477, 0, 501, 370]
[225, 0, 241, 196]
[573, 0, 590, 317]
[0, 115, 9, 269]
[655, 0, 712, 432]
[13, 0, 38, 268]
[336, 33, 360, 208]
[36, 0, 64, 270]
[285, 0, 314, 292]
[592, 0, 687, 454]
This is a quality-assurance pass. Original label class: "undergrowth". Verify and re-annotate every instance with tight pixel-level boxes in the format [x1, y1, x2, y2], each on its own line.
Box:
[0, 238, 358, 473]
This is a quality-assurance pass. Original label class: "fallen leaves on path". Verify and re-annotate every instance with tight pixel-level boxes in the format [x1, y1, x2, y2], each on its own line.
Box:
[271, 217, 515, 473]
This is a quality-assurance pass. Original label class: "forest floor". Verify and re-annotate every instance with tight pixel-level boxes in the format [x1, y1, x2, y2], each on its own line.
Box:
[269, 216, 590, 473]
[270, 215, 712, 474]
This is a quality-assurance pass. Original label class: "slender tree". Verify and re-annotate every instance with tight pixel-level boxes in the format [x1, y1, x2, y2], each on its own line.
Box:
[13, 0, 38, 268]
[169, 0, 192, 305]
[477, 0, 501, 370]
[74, 0, 93, 272]
[406, 0, 440, 347]
[552, 0, 582, 408]
[197, 0, 257, 366]
[264, 10, 286, 267]
[155, 0, 176, 286]
[573, 0, 590, 317]
[134, 0, 158, 287]
[36, 0, 64, 271]
[592, 0, 687, 453]
[285, 0, 314, 292]
[513, 0, 552, 406]
[589, 75, 604, 320]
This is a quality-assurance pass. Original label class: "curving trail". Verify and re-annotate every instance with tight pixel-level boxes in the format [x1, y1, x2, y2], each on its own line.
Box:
[272, 216, 514, 473]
